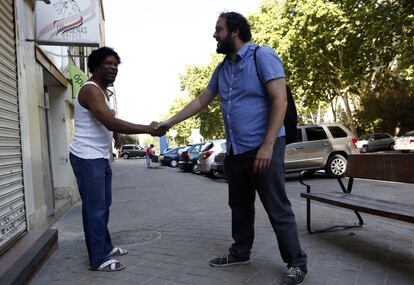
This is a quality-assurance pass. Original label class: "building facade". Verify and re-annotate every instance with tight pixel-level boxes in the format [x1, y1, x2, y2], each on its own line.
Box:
[0, 0, 107, 255]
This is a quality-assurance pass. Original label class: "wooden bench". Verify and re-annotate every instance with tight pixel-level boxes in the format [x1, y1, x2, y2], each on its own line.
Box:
[299, 153, 414, 234]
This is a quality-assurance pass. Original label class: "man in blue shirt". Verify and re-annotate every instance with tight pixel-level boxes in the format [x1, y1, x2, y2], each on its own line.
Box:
[157, 12, 307, 285]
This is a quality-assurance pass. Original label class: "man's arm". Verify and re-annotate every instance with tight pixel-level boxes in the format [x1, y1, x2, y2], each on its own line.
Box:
[253, 77, 287, 173]
[79, 85, 164, 136]
[157, 88, 217, 130]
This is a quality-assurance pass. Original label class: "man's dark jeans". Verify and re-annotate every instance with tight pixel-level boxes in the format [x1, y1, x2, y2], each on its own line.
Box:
[224, 137, 307, 268]
[69, 153, 113, 268]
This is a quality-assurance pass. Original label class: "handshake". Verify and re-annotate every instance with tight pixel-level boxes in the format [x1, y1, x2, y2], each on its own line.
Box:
[148, 120, 172, 137]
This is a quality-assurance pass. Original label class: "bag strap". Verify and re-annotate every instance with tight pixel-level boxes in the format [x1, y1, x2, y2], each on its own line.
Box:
[253, 45, 265, 88]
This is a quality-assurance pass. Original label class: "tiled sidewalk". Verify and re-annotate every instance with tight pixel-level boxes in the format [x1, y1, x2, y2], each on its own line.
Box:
[30, 159, 414, 285]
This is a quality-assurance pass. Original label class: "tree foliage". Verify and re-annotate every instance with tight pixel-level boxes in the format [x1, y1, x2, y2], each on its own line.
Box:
[166, 54, 225, 142]
[248, 0, 414, 134]
[179, 54, 225, 140]
[170, 0, 414, 138]
[163, 96, 199, 145]
[118, 134, 139, 145]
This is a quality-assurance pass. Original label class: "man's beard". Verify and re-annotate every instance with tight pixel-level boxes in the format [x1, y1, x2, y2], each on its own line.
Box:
[216, 33, 235, 55]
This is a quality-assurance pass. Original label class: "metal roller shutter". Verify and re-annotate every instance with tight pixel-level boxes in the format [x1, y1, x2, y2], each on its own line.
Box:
[0, 0, 26, 253]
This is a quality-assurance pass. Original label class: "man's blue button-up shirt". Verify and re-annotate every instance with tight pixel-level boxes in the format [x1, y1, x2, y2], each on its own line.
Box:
[207, 42, 286, 155]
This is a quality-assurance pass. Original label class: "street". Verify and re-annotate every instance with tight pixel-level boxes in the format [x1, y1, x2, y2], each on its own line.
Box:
[31, 158, 414, 285]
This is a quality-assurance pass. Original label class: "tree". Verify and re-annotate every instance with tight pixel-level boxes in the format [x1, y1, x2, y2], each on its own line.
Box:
[356, 70, 414, 135]
[118, 134, 139, 145]
[172, 0, 414, 136]
[163, 96, 199, 145]
[249, 0, 414, 134]
[178, 54, 225, 140]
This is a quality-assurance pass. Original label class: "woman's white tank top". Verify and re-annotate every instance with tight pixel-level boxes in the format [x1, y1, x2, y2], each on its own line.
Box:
[70, 81, 113, 159]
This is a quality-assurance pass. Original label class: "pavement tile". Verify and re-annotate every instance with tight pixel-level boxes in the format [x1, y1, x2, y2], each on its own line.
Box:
[29, 159, 414, 285]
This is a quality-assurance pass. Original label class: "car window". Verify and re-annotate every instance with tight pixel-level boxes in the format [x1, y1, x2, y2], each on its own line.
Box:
[327, 126, 348, 138]
[201, 142, 213, 152]
[360, 134, 370, 140]
[306, 127, 328, 141]
[297, 129, 303, 142]
[182, 146, 191, 152]
[405, 131, 414, 136]
[189, 145, 199, 153]
[376, 134, 390, 139]
[123, 146, 132, 150]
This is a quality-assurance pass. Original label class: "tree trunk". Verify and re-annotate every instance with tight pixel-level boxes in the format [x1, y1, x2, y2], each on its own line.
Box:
[337, 49, 356, 134]
[330, 97, 337, 122]
[342, 92, 357, 134]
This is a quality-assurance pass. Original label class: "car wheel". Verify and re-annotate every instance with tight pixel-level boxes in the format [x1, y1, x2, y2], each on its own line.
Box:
[389, 142, 395, 150]
[192, 164, 201, 175]
[208, 170, 220, 179]
[212, 170, 221, 178]
[361, 145, 369, 153]
[326, 154, 347, 178]
[170, 160, 178, 167]
[122, 153, 129, 159]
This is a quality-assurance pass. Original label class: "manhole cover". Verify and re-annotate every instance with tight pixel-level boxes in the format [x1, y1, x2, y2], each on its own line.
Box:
[111, 229, 161, 247]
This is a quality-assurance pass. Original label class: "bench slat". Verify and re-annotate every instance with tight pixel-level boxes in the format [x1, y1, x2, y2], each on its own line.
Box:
[301, 192, 414, 223]
[347, 154, 414, 183]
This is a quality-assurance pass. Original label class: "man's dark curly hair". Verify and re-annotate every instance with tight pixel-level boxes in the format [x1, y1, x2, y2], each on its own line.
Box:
[87, 46, 121, 73]
[219, 12, 252, 42]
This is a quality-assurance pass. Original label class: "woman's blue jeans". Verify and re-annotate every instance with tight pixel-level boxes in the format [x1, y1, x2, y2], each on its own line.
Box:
[69, 153, 114, 268]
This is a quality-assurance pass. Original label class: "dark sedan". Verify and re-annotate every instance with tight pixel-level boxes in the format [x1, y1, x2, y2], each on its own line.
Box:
[159, 147, 184, 167]
[178, 143, 206, 174]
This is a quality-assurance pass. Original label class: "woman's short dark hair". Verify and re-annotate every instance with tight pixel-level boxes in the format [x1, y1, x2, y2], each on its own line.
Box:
[219, 12, 252, 42]
[87, 46, 121, 73]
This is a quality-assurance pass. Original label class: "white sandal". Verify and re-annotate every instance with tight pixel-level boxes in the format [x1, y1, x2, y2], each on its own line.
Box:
[90, 259, 125, 272]
[108, 246, 128, 257]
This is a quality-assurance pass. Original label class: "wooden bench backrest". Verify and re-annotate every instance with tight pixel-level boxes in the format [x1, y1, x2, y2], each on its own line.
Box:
[347, 154, 414, 183]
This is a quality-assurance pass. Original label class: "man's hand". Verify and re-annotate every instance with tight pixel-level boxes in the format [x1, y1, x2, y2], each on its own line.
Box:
[155, 120, 173, 133]
[148, 121, 166, 137]
[253, 143, 274, 174]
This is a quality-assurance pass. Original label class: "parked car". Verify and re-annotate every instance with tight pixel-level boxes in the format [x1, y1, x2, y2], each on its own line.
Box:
[119, 144, 146, 159]
[356, 133, 395, 153]
[196, 139, 226, 178]
[159, 147, 184, 167]
[210, 151, 226, 178]
[394, 130, 414, 153]
[207, 123, 358, 178]
[178, 143, 207, 174]
[285, 123, 358, 177]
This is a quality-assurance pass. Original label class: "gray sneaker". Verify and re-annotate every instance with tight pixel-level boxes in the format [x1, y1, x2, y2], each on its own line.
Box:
[281, 267, 308, 285]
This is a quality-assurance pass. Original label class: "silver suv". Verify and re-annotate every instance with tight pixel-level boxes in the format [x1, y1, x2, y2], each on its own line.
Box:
[286, 123, 358, 177]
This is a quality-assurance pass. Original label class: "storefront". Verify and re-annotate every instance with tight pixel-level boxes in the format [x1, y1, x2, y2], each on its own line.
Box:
[0, 0, 26, 254]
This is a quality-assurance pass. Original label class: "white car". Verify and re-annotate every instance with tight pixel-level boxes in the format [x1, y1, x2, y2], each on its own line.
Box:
[394, 130, 414, 153]
[196, 139, 226, 178]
